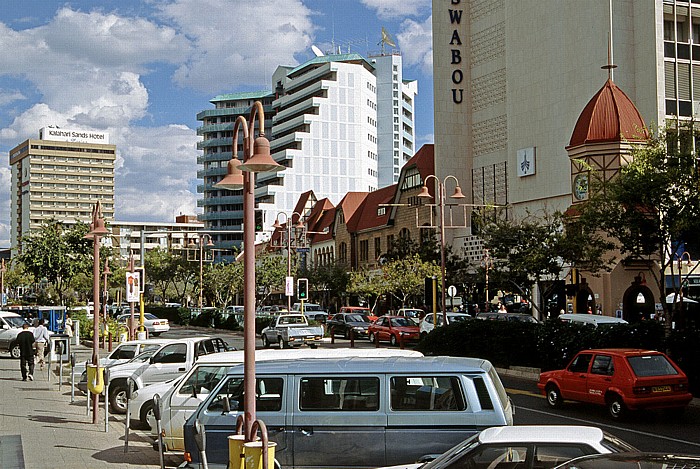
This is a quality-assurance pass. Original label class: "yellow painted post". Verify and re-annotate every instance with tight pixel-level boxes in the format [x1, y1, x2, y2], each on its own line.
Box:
[228, 435, 247, 469]
[86, 364, 104, 395]
[244, 441, 276, 469]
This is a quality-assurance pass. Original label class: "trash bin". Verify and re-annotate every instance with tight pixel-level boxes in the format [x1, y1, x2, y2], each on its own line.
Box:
[86, 364, 104, 395]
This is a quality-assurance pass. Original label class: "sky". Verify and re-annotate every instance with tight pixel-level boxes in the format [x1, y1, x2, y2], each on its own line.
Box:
[0, 0, 434, 248]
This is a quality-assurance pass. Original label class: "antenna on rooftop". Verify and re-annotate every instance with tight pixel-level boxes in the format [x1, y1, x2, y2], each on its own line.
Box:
[379, 27, 396, 55]
[311, 45, 325, 57]
[601, 0, 616, 80]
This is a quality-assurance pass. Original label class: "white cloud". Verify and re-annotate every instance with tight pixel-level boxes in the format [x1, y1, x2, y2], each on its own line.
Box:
[0, 90, 25, 106]
[397, 15, 433, 74]
[112, 124, 199, 221]
[361, 0, 431, 19]
[155, 0, 316, 92]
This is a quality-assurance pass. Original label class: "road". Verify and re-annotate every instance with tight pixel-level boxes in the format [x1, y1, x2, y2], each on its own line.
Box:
[502, 375, 700, 454]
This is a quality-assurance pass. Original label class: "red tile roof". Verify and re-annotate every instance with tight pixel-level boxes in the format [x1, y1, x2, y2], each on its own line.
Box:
[568, 79, 649, 148]
[347, 184, 396, 232]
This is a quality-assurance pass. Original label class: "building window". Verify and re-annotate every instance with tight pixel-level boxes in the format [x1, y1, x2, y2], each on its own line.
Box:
[339, 242, 347, 263]
[374, 237, 381, 259]
[360, 239, 369, 262]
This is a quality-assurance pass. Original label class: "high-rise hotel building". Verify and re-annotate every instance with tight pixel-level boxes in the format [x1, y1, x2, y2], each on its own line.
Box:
[9, 127, 115, 250]
[196, 51, 417, 247]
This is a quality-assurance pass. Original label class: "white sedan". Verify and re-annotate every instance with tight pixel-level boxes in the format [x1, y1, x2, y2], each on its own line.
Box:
[117, 313, 170, 336]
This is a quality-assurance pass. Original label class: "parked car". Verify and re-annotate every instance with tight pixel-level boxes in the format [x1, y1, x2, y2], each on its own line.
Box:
[379, 425, 637, 469]
[116, 313, 170, 336]
[396, 308, 425, 324]
[558, 313, 628, 327]
[181, 356, 514, 468]
[338, 305, 377, 322]
[256, 305, 288, 316]
[553, 452, 700, 468]
[538, 348, 693, 419]
[260, 314, 324, 348]
[327, 311, 371, 339]
[292, 303, 329, 322]
[419, 312, 471, 338]
[0, 311, 32, 358]
[368, 315, 420, 346]
[476, 312, 541, 323]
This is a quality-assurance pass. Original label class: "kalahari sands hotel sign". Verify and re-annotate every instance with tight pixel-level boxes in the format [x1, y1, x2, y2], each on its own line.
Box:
[39, 126, 110, 144]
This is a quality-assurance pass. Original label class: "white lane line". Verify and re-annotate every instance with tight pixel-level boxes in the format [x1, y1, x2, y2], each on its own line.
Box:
[517, 405, 700, 449]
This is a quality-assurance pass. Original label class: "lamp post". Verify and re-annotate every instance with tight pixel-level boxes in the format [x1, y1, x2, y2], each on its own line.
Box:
[272, 212, 305, 312]
[84, 201, 109, 424]
[189, 234, 214, 309]
[102, 259, 111, 348]
[214, 101, 284, 440]
[417, 175, 466, 324]
[481, 249, 493, 308]
[677, 252, 692, 319]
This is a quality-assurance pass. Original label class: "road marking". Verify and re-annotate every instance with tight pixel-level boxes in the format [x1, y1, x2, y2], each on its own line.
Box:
[506, 388, 543, 399]
[517, 405, 700, 449]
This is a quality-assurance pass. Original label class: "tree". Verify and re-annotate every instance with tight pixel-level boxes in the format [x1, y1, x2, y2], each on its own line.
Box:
[383, 253, 441, 307]
[145, 248, 178, 303]
[347, 268, 387, 313]
[480, 210, 611, 314]
[579, 125, 700, 331]
[255, 254, 289, 308]
[298, 260, 350, 313]
[204, 261, 243, 308]
[17, 220, 93, 305]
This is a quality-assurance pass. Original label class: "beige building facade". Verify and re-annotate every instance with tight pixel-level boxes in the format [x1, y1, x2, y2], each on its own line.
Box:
[9, 129, 116, 251]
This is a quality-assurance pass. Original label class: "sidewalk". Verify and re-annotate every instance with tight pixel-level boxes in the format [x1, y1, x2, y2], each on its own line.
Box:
[0, 343, 181, 469]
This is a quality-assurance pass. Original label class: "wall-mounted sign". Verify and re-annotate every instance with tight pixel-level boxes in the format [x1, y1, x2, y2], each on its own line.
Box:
[516, 147, 536, 177]
[40, 127, 109, 144]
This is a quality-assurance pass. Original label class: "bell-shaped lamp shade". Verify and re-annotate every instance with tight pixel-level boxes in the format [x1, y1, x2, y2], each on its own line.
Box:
[272, 219, 283, 230]
[450, 186, 466, 199]
[206, 237, 215, 247]
[417, 185, 433, 199]
[238, 136, 284, 173]
[86, 218, 109, 238]
[215, 159, 244, 190]
[103, 259, 111, 276]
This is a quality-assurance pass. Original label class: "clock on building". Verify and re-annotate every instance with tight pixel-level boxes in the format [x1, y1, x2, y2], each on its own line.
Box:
[573, 173, 588, 200]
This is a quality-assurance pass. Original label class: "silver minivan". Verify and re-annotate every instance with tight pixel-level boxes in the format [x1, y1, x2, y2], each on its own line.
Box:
[181, 356, 513, 468]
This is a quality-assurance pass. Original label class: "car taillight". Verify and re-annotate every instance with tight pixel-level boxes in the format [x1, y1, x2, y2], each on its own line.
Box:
[633, 386, 651, 394]
[153, 322, 160, 325]
[674, 382, 688, 391]
[184, 452, 192, 462]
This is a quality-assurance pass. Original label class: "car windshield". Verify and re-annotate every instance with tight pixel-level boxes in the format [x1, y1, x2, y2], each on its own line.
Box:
[3, 316, 26, 328]
[601, 430, 638, 453]
[390, 317, 413, 327]
[449, 315, 470, 323]
[346, 314, 367, 322]
[279, 316, 305, 325]
[421, 433, 481, 468]
[627, 355, 679, 377]
[129, 349, 158, 363]
[144, 314, 159, 320]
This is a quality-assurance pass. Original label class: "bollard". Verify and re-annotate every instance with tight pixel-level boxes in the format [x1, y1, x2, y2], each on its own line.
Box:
[70, 353, 76, 403]
[104, 367, 111, 433]
[399, 333, 405, 350]
[124, 379, 134, 452]
[330, 328, 335, 344]
[349, 329, 355, 348]
[108, 332, 113, 352]
[153, 394, 165, 469]
[375, 331, 380, 348]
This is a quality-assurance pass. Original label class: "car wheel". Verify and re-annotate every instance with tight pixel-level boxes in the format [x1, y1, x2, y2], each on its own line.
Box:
[151, 332, 161, 337]
[109, 384, 129, 414]
[10, 342, 21, 359]
[390, 334, 398, 347]
[140, 400, 156, 429]
[279, 338, 288, 349]
[261, 335, 270, 349]
[607, 394, 626, 419]
[368, 332, 376, 343]
[343, 329, 349, 339]
[545, 384, 563, 408]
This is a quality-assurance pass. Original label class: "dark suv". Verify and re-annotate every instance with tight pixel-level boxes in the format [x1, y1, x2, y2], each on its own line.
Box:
[327, 312, 371, 339]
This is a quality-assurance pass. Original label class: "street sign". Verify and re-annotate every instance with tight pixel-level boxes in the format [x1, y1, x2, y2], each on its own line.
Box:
[296, 247, 310, 253]
[125, 272, 140, 302]
[448, 285, 457, 298]
[285, 276, 294, 297]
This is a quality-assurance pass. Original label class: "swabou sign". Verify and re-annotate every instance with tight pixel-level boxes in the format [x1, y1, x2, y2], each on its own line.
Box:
[40, 127, 110, 144]
[447, 0, 465, 104]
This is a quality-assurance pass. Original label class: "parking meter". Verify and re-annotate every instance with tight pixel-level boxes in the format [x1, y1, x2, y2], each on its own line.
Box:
[154, 394, 165, 469]
[124, 378, 134, 452]
[194, 418, 209, 469]
[85, 361, 91, 417]
[104, 367, 111, 433]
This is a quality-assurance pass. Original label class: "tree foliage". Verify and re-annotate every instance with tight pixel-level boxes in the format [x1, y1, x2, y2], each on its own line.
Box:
[383, 253, 441, 307]
[255, 254, 289, 307]
[204, 261, 243, 308]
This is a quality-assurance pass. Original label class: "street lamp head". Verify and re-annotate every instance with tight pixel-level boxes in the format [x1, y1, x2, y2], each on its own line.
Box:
[215, 158, 244, 190]
[206, 237, 215, 247]
[238, 136, 284, 173]
[417, 185, 433, 200]
[85, 218, 109, 238]
[103, 259, 111, 276]
[272, 219, 283, 230]
[450, 186, 466, 199]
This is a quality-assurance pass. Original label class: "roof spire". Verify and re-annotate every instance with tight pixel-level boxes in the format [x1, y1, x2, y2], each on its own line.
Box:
[601, 0, 617, 80]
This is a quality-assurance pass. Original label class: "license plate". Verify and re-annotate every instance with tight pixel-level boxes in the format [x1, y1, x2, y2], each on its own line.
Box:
[652, 385, 671, 393]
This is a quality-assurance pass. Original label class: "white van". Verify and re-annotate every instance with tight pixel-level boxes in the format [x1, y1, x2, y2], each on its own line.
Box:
[147, 348, 423, 452]
[181, 356, 514, 468]
[558, 313, 628, 327]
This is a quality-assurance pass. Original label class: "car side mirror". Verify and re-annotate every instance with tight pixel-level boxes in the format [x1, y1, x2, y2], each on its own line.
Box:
[149, 356, 157, 364]
[222, 396, 231, 414]
[2, 324, 8, 330]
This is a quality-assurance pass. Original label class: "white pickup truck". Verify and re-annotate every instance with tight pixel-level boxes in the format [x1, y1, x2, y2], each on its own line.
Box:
[260, 314, 324, 349]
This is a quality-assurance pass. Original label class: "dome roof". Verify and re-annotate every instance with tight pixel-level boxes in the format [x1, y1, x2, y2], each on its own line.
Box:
[568, 79, 649, 148]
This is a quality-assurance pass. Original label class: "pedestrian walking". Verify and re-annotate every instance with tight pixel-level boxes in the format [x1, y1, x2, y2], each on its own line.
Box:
[17, 322, 35, 381]
[64, 312, 74, 338]
[33, 318, 50, 370]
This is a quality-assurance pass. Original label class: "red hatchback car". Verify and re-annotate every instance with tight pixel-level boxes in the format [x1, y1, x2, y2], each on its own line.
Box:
[368, 315, 419, 346]
[538, 349, 693, 419]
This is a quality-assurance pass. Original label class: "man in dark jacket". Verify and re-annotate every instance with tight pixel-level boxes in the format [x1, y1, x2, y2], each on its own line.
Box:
[17, 322, 35, 381]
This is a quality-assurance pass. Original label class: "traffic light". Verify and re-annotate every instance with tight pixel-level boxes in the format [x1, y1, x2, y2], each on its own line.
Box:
[255, 209, 264, 232]
[297, 278, 308, 300]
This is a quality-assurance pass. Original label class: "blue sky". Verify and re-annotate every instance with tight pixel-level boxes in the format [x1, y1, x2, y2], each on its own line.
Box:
[0, 0, 434, 247]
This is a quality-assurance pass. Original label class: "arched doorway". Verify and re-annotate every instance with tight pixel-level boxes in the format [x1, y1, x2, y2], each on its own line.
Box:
[622, 274, 654, 322]
[574, 281, 595, 314]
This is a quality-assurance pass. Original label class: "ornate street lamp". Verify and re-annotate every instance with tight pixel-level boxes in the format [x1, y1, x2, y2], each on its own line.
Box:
[214, 101, 283, 440]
